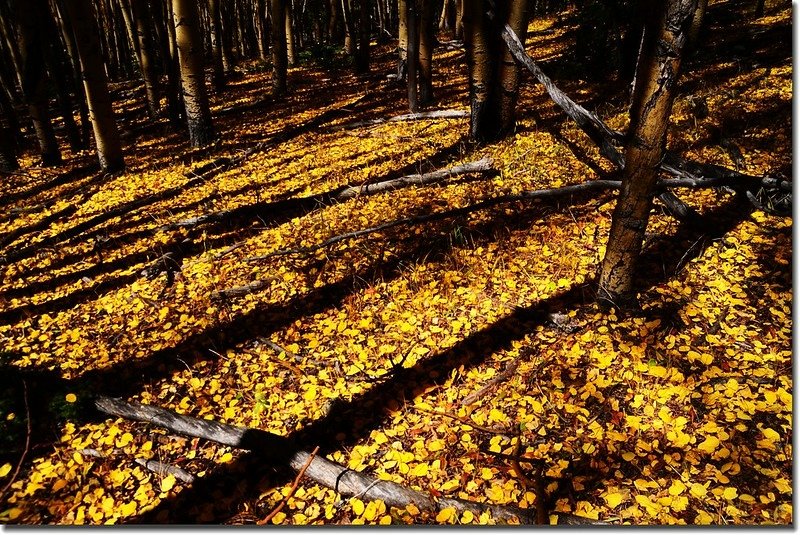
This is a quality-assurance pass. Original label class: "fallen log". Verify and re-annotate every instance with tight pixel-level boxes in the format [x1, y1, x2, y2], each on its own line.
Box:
[498, 19, 790, 205]
[95, 396, 605, 525]
[161, 158, 496, 232]
[335, 109, 469, 130]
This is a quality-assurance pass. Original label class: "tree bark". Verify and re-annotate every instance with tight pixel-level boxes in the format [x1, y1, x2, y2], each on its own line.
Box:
[0, 125, 18, 171]
[397, 0, 408, 79]
[418, 0, 434, 105]
[173, 0, 215, 147]
[131, 0, 161, 117]
[496, 0, 529, 134]
[64, 0, 125, 171]
[15, 0, 62, 166]
[463, 0, 493, 140]
[406, 0, 419, 111]
[208, 0, 226, 91]
[598, 0, 698, 308]
[286, 1, 297, 66]
[271, 0, 289, 96]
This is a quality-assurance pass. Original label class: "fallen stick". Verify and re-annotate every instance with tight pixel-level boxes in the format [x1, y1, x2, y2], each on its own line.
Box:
[257, 446, 319, 525]
[135, 458, 196, 484]
[95, 396, 605, 525]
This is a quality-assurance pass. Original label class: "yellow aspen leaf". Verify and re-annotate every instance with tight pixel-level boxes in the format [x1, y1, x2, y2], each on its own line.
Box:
[668, 480, 686, 496]
[219, 452, 233, 463]
[427, 439, 445, 451]
[697, 436, 719, 454]
[351, 498, 365, 516]
[363, 500, 379, 521]
[671, 496, 689, 512]
[65, 393, 77, 403]
[120, 501, 138, 516]
[0, 463, 12, 477]
[72, 452, 84, 464]
[160, 474, 177, 493]
[405, 503, 420, 515]
[722, 487, 738, 501]
[690, 483, 708, 498]
[461, 510, 475, 523]
[435, 507, 456, 523]
[379, 515, 392, 525]
[761, 427, 780, 442]
[52, 479, 68, 492]
[774, 479, 791, 494]
[117, 432, 133, 447]
[604, 492, 624, 508]
[6, 508, 22, 520]
[480, 467, 493, 480]
[410, 463, 429, 477]
[101, 497, 115, 515]
[694, 511, 714, 524]
[621, 452, 635, 462]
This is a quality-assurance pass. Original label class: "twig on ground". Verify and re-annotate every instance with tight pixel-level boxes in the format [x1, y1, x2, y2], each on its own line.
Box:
[257, 446, 320, 525]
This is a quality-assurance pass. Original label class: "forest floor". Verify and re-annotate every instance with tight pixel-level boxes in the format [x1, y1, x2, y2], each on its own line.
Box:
[0, 0, 792, 525]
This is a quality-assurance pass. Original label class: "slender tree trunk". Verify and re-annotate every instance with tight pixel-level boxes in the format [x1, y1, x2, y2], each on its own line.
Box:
[354, 0, 370, 72]
[397, 0, 408, 79]
[270, 0, 288, 95]
[221, 2, 236, 72]
[496, 0, 529, 133]
[131, 0, 161, 117]
[328, 0, 342, 42]
[256, 0, 268, 58]
[208, 0, 226, 90]
[53, 0, 92, 146]
[598, 0, 698, 308]
[342, 0, 356, 54]
[463, 0, 492, 141]
[454, 0, 464, 40]
[406, 0, 419, 111]
[0, 124, 18, 171]
[15, 0, 62, 165]
[286, 1, 297, 66]
[118, 0, 142, 70]
[418, 0, 434, 105]
[0, 4, 26, 92]
[172, 0, 215, 147]
[376, 0, 389, 43]
[151, 0, 182, 124]
[64, 0, 125, 171]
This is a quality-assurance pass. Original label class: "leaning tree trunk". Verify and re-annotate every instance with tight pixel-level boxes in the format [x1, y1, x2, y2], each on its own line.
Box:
[270, 0, 289, 96]
[173, 0, 215, 147]
[15, 0, 62, 166]
[64, 0, 125, 171]
[597, 0, 698, 308]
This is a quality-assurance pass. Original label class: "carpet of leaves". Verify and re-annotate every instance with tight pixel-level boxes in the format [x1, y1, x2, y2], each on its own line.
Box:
[0, 0, 791, 525]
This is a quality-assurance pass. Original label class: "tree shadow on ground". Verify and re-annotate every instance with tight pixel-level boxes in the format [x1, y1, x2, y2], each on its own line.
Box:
[123, 190, 756, 523]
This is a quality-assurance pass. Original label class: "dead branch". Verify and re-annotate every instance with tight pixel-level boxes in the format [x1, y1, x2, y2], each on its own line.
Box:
[257, 446, 319, 524]
[335, 109, 469, 130]
[211, 278, 277, 300]
[0, 381, 31, 500]
[415, 406, 518, 436]
[95, 396, 605, 525]
[135, 458, 196, 484]
[461, 360, 519, 406]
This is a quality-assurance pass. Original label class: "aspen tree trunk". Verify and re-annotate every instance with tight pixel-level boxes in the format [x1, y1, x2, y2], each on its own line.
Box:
[397, 0, 408, 80]
[342, 0, 356, 54]
[463, 0, 492, 141]
[354, 0, 370, 72]
[439, 0, 455, 35]
[0, 124, 18, 171]
[286, 1, 297, 66]
[327, 0, 341, 43]
[118, 0, 142, 70]
[256, 0, 268, 58]
[43, 34, 83, 152]
[53, 0, 92, 146]
[496, 0, 529, 133]
[150, 0, 182, 124]
[221, 2, 236, 71]
[376, 0, 389, 43]
[406, 0, 419, 111]
[64, 0, 125, 171]
[172, 0, 215, 147]
[208, 0, 226, 90]
[0, 9, 24, 92]
[132, 0, 161, 117]
[598, 0, 698, 308]
[15, 0, 62, 165]
[271, 0, 289, 95]
[454, 0, 464, 39]
[418, 0, 434, 105]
